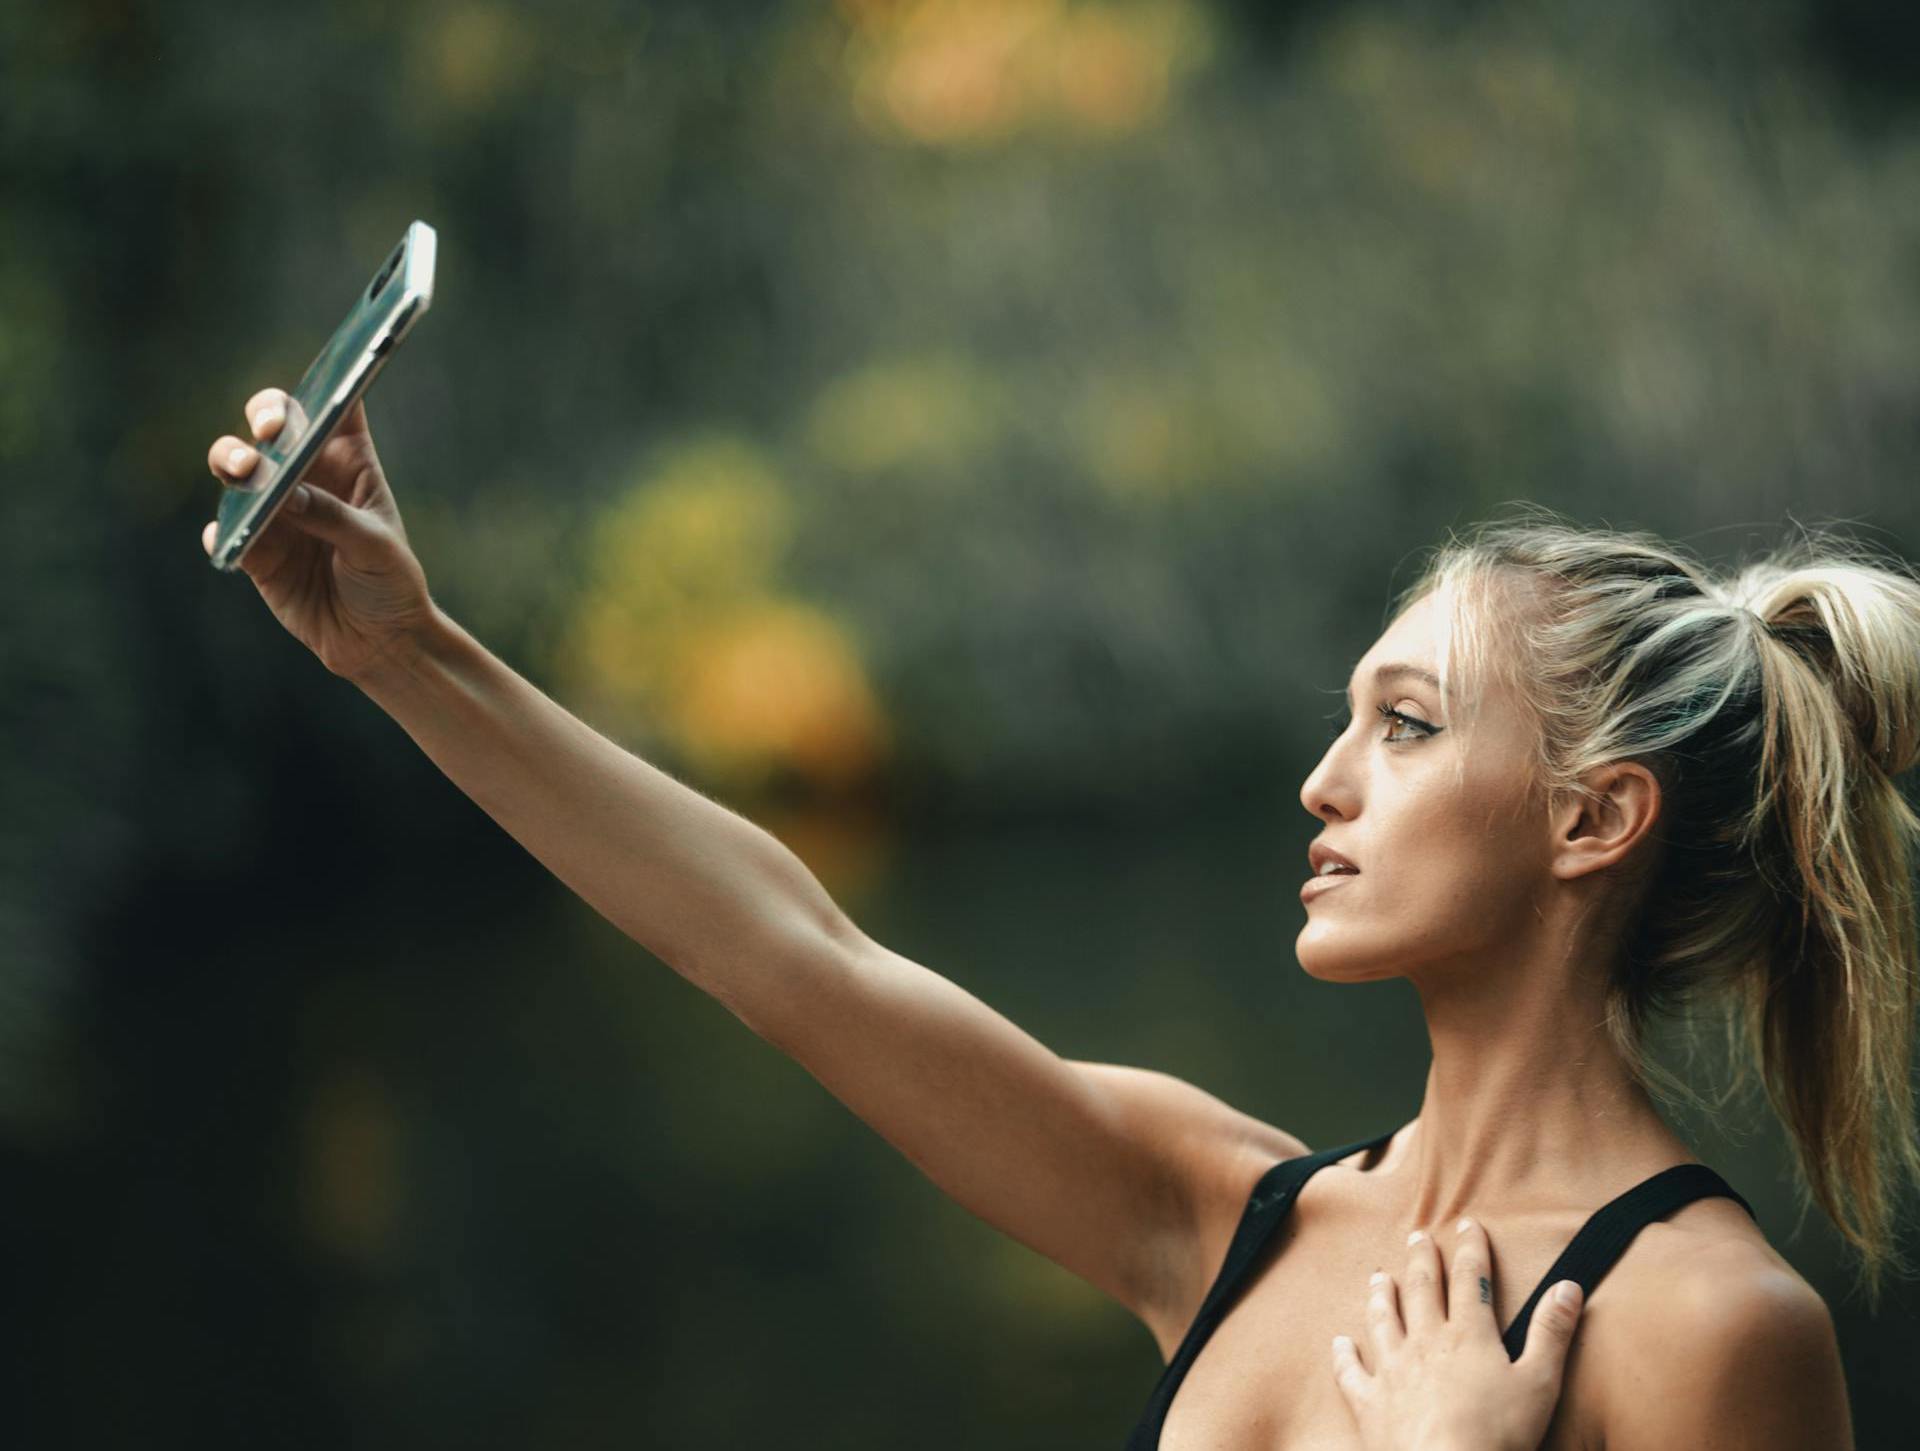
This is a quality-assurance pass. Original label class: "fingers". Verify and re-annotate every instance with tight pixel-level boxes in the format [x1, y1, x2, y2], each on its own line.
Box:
[1400, 1229, 1445, 1335]
[1448, 1217, 1497, 1327]
[1330, 1334, 1373, 1407]
[279, 475, 389, 555]
[208, 386, 294, 483]
[1365, 1269, 1403, 1362]
[244, 388, 289, 440]
[207, 433, 259, 483]
[1516, 1279, 1584, 1387]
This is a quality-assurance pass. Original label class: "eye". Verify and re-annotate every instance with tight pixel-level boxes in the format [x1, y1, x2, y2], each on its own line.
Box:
[1324, 703, 1438, 743]
[1376, 702, 1437, 742]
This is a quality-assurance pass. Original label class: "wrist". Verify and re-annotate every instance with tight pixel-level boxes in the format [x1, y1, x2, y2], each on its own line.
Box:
[348, 603, 461, 696]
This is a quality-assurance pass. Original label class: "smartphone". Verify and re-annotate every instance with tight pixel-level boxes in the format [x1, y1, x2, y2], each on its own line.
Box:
[209, 219, 437, 573]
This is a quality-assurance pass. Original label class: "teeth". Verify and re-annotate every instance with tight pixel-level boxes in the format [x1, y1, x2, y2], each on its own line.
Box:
[1317, 862, 1351, 876]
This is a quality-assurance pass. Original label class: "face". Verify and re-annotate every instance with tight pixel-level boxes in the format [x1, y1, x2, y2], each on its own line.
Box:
[1296, 589, 1553, 986]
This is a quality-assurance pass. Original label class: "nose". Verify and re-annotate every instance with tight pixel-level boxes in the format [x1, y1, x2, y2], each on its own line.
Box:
[1300, 734, 1356, 824]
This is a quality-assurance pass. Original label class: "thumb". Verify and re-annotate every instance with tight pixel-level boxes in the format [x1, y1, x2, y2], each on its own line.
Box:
[1516, 1280, 1584, 1385]
[283, 482, 388, 554]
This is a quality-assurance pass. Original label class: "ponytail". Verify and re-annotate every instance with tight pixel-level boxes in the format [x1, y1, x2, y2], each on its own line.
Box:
[1727, 550, 1920, 1307]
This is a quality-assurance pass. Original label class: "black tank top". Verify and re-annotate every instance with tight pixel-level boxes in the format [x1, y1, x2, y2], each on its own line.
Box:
[1123, 1125, 1757, 1449]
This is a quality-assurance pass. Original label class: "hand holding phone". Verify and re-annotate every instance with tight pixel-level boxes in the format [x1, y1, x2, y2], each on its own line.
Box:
[201, 388, 436, 681]
[202, 221, 441, 682]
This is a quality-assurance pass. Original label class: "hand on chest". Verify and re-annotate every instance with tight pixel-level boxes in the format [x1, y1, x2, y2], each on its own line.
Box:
[1159, 1176, 1605, 1451]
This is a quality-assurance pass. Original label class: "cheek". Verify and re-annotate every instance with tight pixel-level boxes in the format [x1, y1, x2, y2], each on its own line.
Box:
[1380, 791, 1540, 918]
[1299, 848, 1530, 974]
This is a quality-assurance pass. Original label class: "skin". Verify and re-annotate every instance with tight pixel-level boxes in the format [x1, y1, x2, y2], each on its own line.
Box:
[206, 395, 1852, 1449]
[1331, 1217, 1584, 1451]
[202, 389, 433, 677]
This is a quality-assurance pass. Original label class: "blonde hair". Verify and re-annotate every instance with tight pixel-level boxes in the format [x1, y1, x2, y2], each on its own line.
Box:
[1393, 503, 1920, 1309]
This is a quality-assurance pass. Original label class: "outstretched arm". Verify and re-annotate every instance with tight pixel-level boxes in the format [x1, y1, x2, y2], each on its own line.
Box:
[350, 608, 1304, 1338]
[206, 382, 1305, 1347]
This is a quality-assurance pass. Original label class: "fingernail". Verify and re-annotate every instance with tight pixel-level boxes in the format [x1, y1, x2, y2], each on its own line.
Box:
[288, 483, 310, 512]
[227, 445, 250, 472]
[1555, 1281, 1581, 1307]
[1369, 1270, 1386, 1285]
[1406, 1230, 1424, 1246]
[258, 406, 283, 429]
[1456, 1217, 1474, 1234]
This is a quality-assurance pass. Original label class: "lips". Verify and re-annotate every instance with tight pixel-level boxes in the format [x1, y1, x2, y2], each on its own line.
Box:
[1301, 869, 1359, 901]
[1308, 841, 1361, 876]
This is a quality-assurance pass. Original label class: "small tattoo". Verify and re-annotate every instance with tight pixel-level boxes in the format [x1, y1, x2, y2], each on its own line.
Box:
[1479, 1276, 1492, 1304]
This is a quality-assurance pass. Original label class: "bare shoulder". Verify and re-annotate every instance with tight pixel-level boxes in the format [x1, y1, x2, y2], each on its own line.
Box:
[1586, 1209, 1851, 1450]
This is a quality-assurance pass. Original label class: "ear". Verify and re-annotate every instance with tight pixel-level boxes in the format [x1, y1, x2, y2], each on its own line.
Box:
[1548, 761, 1661, 883]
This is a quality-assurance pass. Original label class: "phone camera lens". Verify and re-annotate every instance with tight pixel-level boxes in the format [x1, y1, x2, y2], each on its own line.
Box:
[367, 245, 402, 301]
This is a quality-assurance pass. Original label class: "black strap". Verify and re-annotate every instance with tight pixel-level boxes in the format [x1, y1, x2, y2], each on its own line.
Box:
[1498, 1161, 1757, 1360]
[1123, 1127, 1396, 1450]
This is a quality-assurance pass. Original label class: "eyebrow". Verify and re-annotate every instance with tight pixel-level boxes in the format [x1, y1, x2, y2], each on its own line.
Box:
[1344, 663, 1441, 704]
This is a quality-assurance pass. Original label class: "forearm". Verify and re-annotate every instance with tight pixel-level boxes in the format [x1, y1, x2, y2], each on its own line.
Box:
[350, 606, 850, 1030]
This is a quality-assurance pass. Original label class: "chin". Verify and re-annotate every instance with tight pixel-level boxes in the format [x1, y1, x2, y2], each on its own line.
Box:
[1295, 929, 1398, 983]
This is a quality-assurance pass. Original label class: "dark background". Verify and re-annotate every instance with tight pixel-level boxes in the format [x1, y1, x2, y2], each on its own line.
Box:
[6, 0, 1919, 1444]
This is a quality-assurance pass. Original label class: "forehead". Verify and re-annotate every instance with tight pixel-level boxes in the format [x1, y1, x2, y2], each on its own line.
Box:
[1349, 591, 1446, 684]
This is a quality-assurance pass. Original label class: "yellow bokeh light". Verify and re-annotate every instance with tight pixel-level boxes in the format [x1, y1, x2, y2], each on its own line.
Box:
[556, 434, 892, 796]
[842, 0, 1209, 146]
[805, 355, 1000, 474]
[669, 602, 892, 792]
[587, 435, 793, 605]
[567, 592, 675, 708]
[880, 0, 1053, 144]
[1054, 7, 1173, 133]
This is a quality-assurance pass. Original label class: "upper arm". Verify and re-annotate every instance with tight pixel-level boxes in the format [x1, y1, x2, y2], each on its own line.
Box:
[752, 922, 1305, 1345]
[1072, 1061, 1311, 1351]
[1601, 1259, 1852, 1451]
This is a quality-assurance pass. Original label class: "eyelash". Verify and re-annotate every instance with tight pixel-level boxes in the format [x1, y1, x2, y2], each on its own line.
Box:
[1329, 703, 1437, 743]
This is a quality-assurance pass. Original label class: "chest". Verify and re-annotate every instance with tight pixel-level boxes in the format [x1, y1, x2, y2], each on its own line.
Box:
[1157, 1188, 1608, 1451]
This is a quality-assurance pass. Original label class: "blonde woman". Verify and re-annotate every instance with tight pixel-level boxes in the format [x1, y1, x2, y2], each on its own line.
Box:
[205, 390, 1901, 1450]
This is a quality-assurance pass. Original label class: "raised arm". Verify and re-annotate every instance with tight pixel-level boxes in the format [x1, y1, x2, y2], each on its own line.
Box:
[352, 605, 1304, 1343]
[201, 385, 1303, 1351]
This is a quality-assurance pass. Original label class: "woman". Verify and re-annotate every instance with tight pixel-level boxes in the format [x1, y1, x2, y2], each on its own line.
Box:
[203, 390, 1901, 1449]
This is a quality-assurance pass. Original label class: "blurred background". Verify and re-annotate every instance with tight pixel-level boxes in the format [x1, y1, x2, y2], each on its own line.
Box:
[6, 0, 1920, 1444]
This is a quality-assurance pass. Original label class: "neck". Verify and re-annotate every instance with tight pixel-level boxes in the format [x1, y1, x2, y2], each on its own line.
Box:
[1386, 939, 1690, 1233]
